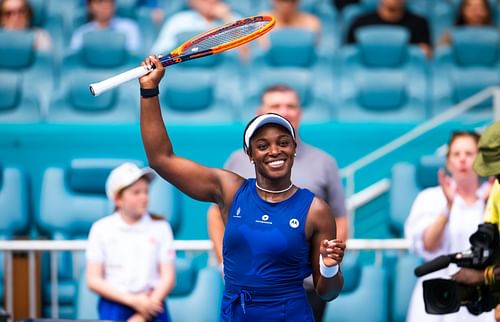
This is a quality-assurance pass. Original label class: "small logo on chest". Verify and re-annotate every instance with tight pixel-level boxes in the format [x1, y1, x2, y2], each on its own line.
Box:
[233, 207, 242, 218]
[289, 218, 300, 229]
[255, 214, 273, 225]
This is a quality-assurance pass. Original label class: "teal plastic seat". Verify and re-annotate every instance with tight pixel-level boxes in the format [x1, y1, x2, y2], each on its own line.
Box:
[242, 67, 334, 123]
[324, 265, 389, 322]
[389, 155, 445, 237]
[168, 265, 223, 322]
[432, 27, 500, 119]
[0, 165, 29, 305]
[0, 29, 54, 114]
[47, 69, 138, 124]
[246, 27, 335, 123]
[338, 26, 429, 122]
[390, 253, 424, 322]
[159, 68, 237, 124]
[0, 71, 42, 123]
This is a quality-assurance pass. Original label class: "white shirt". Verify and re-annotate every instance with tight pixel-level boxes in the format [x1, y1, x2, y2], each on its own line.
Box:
[70, 17, 141, 52]
[86, 212, 175, 293]
[404, 185, 494, 322]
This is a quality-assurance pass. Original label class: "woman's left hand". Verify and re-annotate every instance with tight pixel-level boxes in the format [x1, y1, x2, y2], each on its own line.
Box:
[320, 239, 346, 266]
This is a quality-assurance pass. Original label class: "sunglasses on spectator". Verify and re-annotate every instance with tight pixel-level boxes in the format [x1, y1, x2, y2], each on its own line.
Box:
[1, 6, 27, 17]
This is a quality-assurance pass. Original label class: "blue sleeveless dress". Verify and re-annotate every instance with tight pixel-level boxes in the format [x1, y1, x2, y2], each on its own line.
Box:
[221, 178, 315, 322]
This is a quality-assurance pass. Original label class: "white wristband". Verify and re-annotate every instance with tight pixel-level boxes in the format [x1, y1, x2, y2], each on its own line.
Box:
[319, 254, 339, 278]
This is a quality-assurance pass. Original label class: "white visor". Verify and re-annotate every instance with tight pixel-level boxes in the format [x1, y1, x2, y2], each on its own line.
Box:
[243, 113, 296, 151]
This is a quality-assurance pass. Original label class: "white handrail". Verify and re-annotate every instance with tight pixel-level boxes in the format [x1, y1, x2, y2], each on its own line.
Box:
[0, 239, 213, 252]
[0, 238, 410, 319]
[0, 238, 408, 252]
[338, 86, 499, 238]
[0, 239, 409, 252]
[346, 178, 391, 212]
[339, 86, 496, 178]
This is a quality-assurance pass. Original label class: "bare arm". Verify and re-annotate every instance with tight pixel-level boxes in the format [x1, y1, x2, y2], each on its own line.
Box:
[423, 169, 454, 251]
[307, 198, 345, 301]
[207, 204, 225, 266]
[149, 261, 176, 303]
[335, 215, 348, 242]
[139, 56, 243, 205]
[86, 262, 161, 317]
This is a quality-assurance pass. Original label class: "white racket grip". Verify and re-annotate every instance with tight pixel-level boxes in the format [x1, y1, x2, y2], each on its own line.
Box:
[89, 65, 152, 96]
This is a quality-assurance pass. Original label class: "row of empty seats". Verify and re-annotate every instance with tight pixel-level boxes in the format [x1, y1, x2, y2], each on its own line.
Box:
[1, 25, 499, 124]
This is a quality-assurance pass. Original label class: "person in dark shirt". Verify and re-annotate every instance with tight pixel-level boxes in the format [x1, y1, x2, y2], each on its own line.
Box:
[332, 0, 360, 12]
[345, 0, 432, 58]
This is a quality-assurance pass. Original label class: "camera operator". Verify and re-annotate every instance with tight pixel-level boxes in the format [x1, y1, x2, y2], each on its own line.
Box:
[453, 121, 500, 321]
[405, 130, 495, 322]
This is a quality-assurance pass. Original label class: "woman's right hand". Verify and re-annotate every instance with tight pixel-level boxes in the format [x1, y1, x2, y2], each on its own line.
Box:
[139, 55, 165, 89]
[438, 168, 456, 209]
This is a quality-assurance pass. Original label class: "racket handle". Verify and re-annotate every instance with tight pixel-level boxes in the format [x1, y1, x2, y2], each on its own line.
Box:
[89, 65, 151, 96]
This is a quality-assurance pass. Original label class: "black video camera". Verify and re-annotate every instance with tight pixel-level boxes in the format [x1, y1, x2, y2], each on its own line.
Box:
[414, 223, 500, 315]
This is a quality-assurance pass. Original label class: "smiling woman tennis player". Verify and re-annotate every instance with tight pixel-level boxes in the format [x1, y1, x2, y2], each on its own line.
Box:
[138, 55, 345, 322]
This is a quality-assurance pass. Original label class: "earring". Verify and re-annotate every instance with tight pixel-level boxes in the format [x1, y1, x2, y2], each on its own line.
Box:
[250, 160, 255, 164]
[294, 153, 297, 157]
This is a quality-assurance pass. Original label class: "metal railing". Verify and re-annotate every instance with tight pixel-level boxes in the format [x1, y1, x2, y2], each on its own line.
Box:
[339, 86, 500, 236]
[0, 238, 410, 319]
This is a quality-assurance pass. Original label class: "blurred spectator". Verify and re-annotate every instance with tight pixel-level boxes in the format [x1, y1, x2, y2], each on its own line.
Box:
[151, 0, 237, 54]
[86, 162, 176, 322]
[345, 0, 432, 58]
[439, 0, 494, 46]
[70, 0, 141, 52]
[137, 0, 166, 30]
[404, 131, 494, 322]
[332, 0, 360, 12]
[258, 0, 321, 48]
[0, 0, 51, 51]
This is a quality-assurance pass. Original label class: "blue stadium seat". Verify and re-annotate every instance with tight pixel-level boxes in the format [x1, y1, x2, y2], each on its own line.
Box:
[48, 30, 143, 123]
[324, 264, 389, 322]
[390, 253, 424, 322]
[263, 28, 318, 68]
[432, 27, 500, 119]
[0, 72, 42, 123]
[389, 155, 444, 237]
[159, 68, 237, 124]
[46, 69, 138, 124]
[0, 30, 54, 115]
[241, 67, 334, 123]
[337, 26, 429, 122]
[38, 158, 181, 318]
[168, 264, 223, 322]
[245, 27, 336, 123]
[0, 165, 29, 305]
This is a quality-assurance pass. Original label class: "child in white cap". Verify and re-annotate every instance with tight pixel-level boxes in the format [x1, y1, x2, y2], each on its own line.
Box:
[85, 162, 175, 322]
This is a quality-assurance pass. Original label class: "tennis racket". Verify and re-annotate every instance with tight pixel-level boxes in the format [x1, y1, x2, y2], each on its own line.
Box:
[89, 15, 275, 96]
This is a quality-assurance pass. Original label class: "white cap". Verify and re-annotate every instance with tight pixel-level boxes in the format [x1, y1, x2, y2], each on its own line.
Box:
[105, 162, 156, 200]
[243, 113, 296, 152]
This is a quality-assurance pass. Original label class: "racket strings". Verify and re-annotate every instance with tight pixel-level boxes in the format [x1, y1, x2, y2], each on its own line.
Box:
[182, 21, 269, 53]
